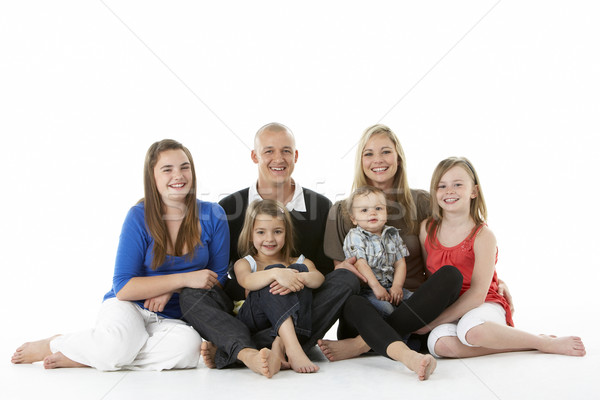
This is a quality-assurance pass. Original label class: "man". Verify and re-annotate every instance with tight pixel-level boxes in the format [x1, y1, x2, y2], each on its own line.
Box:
[180, 123, 359, 377]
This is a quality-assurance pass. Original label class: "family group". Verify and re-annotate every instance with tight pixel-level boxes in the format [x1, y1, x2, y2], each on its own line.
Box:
[12, 123, 585, 380]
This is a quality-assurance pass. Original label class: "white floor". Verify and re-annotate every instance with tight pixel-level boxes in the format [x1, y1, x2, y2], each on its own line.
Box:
[4, 321, 598, 400]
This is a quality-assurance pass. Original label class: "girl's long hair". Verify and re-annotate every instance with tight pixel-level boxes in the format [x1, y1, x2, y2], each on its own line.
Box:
[352, 124, 417, 233]
[238, 199, 295, 262]
[142, 139, 200, 270]
[426, 156, 487, 247]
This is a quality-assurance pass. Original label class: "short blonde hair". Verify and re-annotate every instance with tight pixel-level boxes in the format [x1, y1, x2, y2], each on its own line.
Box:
[346, 185, 387, 216]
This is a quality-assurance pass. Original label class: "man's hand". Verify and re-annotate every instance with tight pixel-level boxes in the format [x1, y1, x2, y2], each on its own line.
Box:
[334, 256, 367, 283]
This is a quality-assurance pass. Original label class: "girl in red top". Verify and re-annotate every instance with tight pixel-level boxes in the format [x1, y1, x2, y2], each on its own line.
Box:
[419, 157, 586, 358]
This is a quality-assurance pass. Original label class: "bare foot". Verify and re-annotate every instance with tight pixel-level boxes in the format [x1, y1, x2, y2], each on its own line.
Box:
[405, 352, 437, 381]
[318, 337, 370, 362]
[539, 335, 586, 357]
[11, 335, 60, 364]
[239, 348, 281, 378]
[271, 337, 291, 370]
[287, 348, 319, 373]
[200, 341, 217, 369]
[43, 352, 87, 369]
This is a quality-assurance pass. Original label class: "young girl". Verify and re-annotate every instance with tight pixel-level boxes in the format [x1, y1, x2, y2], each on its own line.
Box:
[11, 139, 230, 371]
[420, 156, 586, 359]
[235, 199, 325, 373]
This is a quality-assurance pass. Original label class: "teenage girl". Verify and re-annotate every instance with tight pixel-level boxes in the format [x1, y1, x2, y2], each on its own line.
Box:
[11, 139, 230, 371]
[234, 199, 324, 373]
[419, 156, 586, 358]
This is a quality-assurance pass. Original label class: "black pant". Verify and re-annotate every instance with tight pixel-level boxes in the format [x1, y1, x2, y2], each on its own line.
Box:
[340, 265, 463, 357]
[180, 268, 360, 368]
[237, 263, 313, 338]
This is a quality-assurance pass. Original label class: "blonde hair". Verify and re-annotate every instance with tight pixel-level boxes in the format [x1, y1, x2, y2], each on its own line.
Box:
[427, 156, 487, 246]
[142, 139, 200, 270]
[352, 124, 417, 232]
[237, 199, 296, 261]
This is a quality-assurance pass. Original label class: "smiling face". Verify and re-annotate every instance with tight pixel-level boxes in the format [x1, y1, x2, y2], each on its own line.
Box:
[153, 149, 193, 204]
[349, 192, 388, 235]
[361, 133, 399, 190]
[252, 128, 298, 187]
[435, 165, 478, 214]
[252, 213, 286, 259]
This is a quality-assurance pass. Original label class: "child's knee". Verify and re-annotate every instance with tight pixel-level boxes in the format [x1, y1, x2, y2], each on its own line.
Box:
[427, 323, 457, 358]
[460, 324, 485, 347]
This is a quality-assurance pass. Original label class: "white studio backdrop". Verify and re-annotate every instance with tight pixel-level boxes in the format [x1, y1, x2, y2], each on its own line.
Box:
[1, 1, 598, 346]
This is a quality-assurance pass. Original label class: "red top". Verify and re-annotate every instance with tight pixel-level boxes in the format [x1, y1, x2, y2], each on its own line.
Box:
[424, 224, 513, 326]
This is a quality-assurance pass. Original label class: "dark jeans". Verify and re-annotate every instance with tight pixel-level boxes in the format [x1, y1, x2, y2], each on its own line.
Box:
[180, 268, 359, 368]
[340, 265, 463, 357]
[237, 263, 312, 338]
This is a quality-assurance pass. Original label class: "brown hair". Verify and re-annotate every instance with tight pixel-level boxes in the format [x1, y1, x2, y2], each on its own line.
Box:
[142, 139, 200, 270]
[346, 185, 387, 216]
[238, 199, 296, 262]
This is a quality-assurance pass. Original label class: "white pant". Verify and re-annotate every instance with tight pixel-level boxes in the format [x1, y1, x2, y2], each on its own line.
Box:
[427, 302, 506, 358]
[50, 298, 202, 371]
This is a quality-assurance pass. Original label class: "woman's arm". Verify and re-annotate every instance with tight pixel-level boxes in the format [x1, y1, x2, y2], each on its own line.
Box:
[419, 220, 432, 278]
[416, 226, 497, 332]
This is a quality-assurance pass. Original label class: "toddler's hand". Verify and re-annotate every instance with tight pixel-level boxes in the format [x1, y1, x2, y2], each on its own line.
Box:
[373, 285, 390, 302]
[389, 286, 404, 306]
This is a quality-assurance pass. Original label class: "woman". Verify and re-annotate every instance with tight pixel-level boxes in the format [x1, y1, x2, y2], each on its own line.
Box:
[319, 124, 512, 365]
[11, 139, 229, 371]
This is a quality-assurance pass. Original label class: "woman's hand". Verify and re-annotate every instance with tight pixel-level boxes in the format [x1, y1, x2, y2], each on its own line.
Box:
[144, 292, 173, 312]
[184, 269, 219, 290]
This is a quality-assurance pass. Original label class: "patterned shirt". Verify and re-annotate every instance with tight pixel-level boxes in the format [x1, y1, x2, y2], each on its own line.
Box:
[343, 225, 409, 287]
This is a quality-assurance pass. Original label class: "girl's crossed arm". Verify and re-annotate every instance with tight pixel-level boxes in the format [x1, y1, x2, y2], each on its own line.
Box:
[297, 258, 325, 289]
[234, 258, 305, 293]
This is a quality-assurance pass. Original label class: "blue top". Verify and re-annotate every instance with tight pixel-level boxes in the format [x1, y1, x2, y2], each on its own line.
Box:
[103, 199, 230, 319]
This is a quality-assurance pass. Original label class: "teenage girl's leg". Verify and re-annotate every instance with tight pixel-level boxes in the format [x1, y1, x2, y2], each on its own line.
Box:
[463, 323, 586, 357]
[12, 335, 62, 364]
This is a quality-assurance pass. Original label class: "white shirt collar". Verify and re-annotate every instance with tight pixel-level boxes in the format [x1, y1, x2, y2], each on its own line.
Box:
[248, 180, 306, 212]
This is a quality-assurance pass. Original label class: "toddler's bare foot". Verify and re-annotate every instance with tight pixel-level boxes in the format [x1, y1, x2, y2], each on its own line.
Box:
[200, 341, 217, 369]
[11, 335, 60, 364]
[43, 352, 87, 369]
[318, 337, 370, 361]
[539, 335, 586, 357]
[239, 348, 281, 378]
[271, 337, 290, 370]
[286, 347, 319, 373]
[406, 353, 436, 381]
